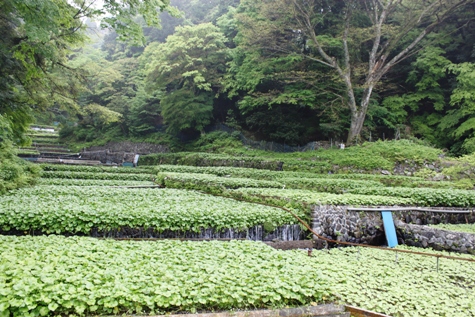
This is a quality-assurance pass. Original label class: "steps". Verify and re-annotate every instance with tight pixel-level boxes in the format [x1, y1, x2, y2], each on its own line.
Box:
[18, 127, 80, 161]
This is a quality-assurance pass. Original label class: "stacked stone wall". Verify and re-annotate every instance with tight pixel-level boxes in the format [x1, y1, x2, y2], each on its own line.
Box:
[396, 221, 475, 254]
[312, 205, 475, 253]
[85, 141, 169, 154]
[80, 141, 169, 164]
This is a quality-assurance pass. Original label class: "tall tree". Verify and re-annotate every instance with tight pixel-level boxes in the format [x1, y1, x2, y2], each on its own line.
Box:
[249, 0, 475, 143]
[143, 23, 229, 134]
[227, 1, 355, 142]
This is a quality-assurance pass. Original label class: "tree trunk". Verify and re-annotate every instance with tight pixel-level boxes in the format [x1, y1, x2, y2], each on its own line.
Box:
[288, 0, 471, 146]
[347, 110, 366, 144]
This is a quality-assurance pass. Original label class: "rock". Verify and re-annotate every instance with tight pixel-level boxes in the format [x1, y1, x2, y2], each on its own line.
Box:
[432, 174, 445, 181]
[381, 170, 391, 175]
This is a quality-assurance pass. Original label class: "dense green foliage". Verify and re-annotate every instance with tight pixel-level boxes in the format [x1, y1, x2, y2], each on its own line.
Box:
[233, 188, 414, 207]
[0, 128, 41, 194]
[0, 187, 299, 234]
[40, 164, 155, 174]
[156, 171, 383, 194]
[3, 0, 475, 158]
[0, 0, 175, 139]
[143, 23, 229, 134]
[0, 0, 176, 194]
[154, 164, 474, 207]
[28, 0, 471, 154]
[156, 172, 284, 192]
[347, 187, 475, 207]
[4, 3, 475, 315]
[321, 246, 475, 316]
[36, 178, 154, 187]
[3, 154, 475, 317]
[40, 171, 154, 181]
[0, 237, 331, 316]
[140, 139, 443, 172]
[154, 164, 409, 181]
[140, 152, 283, 170]
[1, 237, 474, 316]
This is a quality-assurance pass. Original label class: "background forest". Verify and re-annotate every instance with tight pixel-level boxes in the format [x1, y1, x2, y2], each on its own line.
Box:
[3, 0, 475, 155]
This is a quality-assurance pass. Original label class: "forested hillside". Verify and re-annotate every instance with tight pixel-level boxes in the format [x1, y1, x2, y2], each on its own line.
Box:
[2, 3, 475, 316]
[3, 0, 475, 155]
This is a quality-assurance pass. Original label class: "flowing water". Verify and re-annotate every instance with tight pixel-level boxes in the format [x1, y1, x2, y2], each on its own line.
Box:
[91, 224, 304, 241]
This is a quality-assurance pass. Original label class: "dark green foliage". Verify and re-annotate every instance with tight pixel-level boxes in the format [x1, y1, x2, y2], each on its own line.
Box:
[225, 3, 347, 142]
[188, 131, 243, 152]
[140, 152, 284, 170]
[219, 140, 442, 173]
[128, 87, 163, 136]
[156, 171, 384, 194]
[161, 90, 214, 134]
[0, 143, 41, 195]
[143, 23, 229, 134]
[154, 164, 414, 182]
[242, 105, 321, 145]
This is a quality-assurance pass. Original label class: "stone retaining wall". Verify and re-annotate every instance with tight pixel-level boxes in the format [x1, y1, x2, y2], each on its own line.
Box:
[80, 142, 169, 165]
[80, 150, 136, 165]
[396, 221, 475, 254]
[312, 205, 475, 253]
[85, 141, 169, 154]
[312, 206, 385, 244]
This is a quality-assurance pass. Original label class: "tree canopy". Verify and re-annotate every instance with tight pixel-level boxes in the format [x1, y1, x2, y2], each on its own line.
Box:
[4, 0, 475, 155]
[0, 0, 175, 144]
[143, 23, 229, 134]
